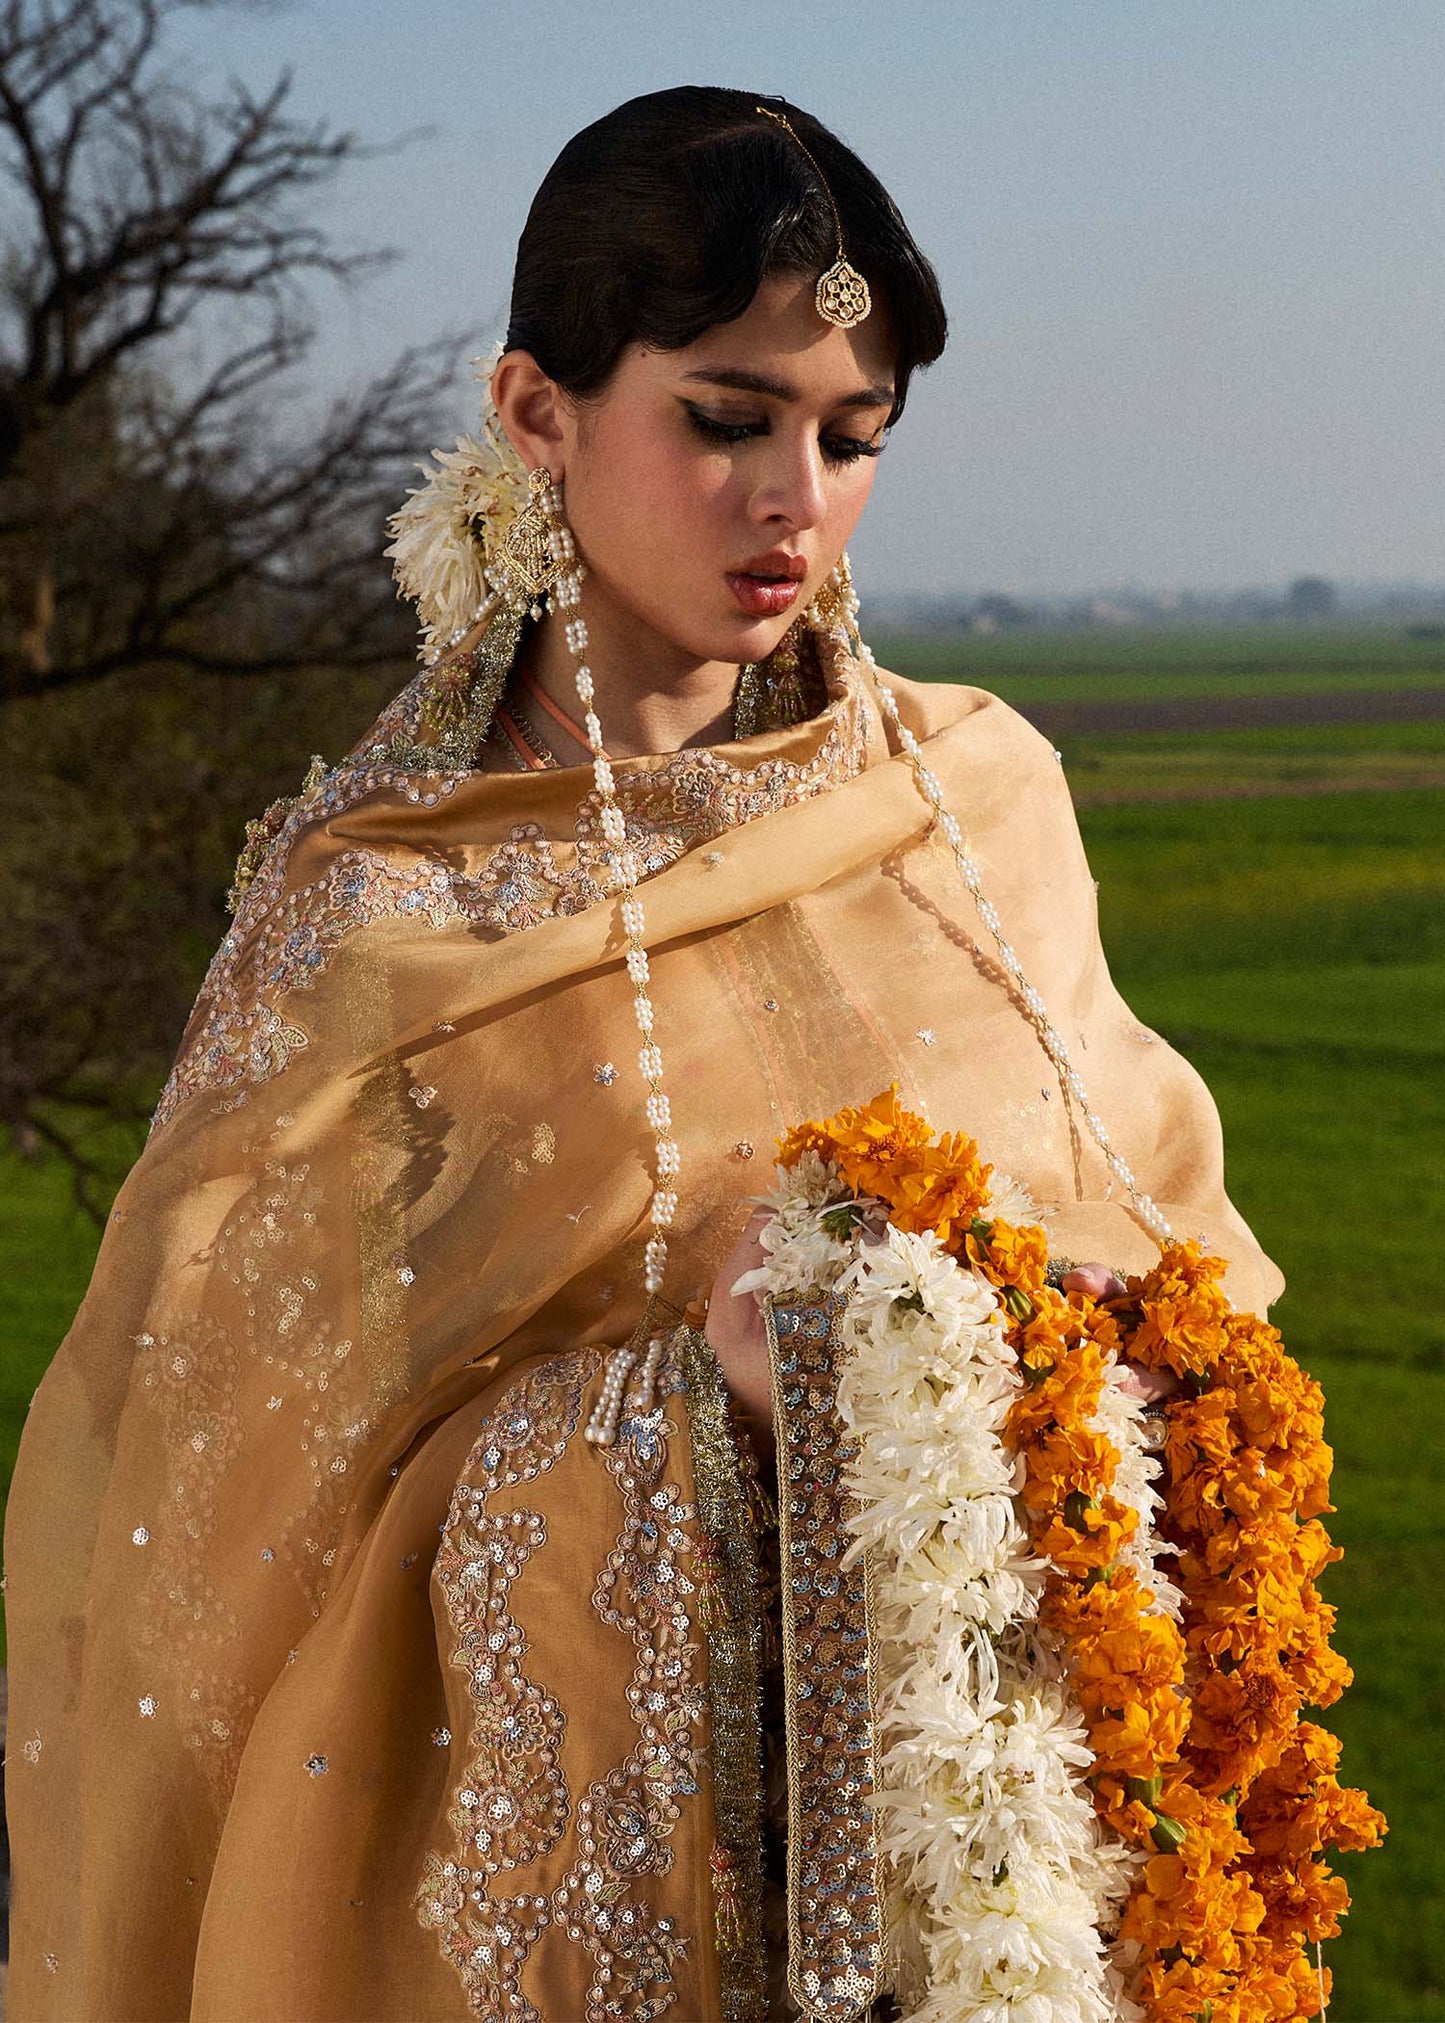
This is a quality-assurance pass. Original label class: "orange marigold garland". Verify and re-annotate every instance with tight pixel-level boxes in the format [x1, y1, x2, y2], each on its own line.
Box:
[771, 1087, 1384, 2021]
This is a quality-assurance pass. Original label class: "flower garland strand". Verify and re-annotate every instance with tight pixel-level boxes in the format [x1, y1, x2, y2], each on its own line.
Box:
[736, 1146, 1145, 2022]
[754, 1087, 1384, 2022]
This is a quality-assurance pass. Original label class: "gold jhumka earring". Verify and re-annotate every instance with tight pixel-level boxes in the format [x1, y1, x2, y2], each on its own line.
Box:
[755, 105, 873, 329]
[492, 465, 566, 620]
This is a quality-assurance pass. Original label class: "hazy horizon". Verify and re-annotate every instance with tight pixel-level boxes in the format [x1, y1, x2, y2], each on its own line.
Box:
[165, 1, 1444, 601]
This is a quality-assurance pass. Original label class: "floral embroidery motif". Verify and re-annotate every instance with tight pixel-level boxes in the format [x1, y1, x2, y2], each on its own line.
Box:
[211, 1158, 364, 1617]
[550, 1354, 707, 2020]
[130, 1316, 261, 1789]
[125, 1151, 378, 1797]
[153, 838, 475, 1132]
[133, 1315, 243, 1654]
[416, 1351, 598, 2017]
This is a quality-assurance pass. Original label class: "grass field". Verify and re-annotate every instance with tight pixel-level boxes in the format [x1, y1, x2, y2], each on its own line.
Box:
[873, 619, 1445, 705]
[1078, 789, 1444, 2021]
[2, 625, 1441, 2015]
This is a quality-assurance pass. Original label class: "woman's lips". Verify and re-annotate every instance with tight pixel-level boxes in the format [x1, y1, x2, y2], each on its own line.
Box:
[726, 572, 803, 618]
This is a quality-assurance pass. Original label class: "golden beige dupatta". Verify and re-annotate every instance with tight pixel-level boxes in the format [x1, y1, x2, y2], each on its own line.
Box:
[3, 624, 1280, 2020]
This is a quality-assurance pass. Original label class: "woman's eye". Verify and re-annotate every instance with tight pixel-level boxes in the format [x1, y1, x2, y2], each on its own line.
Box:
[821, 433, 886, 467]
[684, 405, 765, 445]
[682, 403, 887, 465]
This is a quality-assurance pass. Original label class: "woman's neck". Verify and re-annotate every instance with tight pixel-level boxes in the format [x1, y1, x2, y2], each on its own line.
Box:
[521, 599, 740, 762]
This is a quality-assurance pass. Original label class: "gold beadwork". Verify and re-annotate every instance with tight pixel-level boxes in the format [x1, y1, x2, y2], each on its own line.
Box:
[496, 465, 561, 616]
[675, 1323, 768, 2019]
[765, 1291, 884, 2021]
[756, 106, 872, 330]
[803, 552, 856, 639]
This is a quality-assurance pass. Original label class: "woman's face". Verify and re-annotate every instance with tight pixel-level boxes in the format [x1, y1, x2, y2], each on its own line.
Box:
[549, 273, 898, 674]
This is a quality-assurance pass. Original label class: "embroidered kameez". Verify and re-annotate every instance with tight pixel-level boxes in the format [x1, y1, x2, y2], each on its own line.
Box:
[3, 611, 1282, 2020]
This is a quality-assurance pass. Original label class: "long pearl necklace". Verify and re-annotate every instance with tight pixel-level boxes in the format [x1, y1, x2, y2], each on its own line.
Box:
[528, 493, 1172, 1443]
[530, 482, 682, 1445]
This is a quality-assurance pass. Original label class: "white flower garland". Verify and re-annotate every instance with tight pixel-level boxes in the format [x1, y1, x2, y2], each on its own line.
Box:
[739, 1164, 1174, 2022]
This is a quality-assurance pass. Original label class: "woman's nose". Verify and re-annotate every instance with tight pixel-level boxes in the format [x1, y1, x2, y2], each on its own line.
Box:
[749, 438, 829, 532]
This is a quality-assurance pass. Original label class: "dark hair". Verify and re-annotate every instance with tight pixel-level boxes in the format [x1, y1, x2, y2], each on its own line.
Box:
[505, 86, 947, 425]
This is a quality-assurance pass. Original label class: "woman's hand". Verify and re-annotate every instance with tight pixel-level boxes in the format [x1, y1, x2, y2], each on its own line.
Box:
[1060, 1264, 1180, 1406]
[698, 1243, 1179, 1473]
[701, 1210, 775, 1469]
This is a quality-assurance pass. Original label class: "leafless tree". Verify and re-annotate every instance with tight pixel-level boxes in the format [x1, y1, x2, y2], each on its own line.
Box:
[0, 0, 461, 697]
[0, 0, 464, 1209]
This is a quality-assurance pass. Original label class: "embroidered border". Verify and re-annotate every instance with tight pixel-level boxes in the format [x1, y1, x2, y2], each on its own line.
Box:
[674, 1323, 768, 2021]
[416, 1350, 598, 2017]
[551, 1350, 706, 2020]
[766, 1294, 883, 2023]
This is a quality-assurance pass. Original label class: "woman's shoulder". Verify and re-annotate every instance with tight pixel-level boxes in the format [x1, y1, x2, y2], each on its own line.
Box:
[869, 660, 1061, 771]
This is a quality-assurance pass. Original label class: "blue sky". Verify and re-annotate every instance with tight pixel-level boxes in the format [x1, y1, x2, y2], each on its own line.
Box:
[174, 0, 1444, 596]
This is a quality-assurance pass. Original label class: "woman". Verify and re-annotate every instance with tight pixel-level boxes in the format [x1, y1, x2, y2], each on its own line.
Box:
[3, 86, 1280, 2020]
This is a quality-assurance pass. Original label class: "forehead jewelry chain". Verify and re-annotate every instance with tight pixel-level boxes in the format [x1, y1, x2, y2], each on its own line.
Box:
[527, 473, 681, 1445]
[755, 105, 873, 330]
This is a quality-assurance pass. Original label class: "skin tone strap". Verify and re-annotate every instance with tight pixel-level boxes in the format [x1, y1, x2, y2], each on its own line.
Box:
[521, 664, 614, 761]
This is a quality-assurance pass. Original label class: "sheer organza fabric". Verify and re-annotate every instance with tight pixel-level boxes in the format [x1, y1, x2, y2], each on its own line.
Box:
[4, 639, 1280, 2020]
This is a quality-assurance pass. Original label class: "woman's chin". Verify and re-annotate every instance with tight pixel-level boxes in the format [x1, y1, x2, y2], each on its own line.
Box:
[713, 605, 804, 663]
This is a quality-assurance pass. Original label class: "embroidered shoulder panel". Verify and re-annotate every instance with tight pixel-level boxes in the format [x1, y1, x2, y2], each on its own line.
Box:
[152, 635, 869, 1135]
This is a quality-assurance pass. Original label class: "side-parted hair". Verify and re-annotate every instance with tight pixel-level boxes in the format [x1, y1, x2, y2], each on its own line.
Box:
[505, 85, 948, 425]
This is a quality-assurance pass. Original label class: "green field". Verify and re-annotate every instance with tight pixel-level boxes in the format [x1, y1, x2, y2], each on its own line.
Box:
[874, 619, 1445, 706]
[3, 626, 1441, 2015]
[1079, 788, 1444, 2020]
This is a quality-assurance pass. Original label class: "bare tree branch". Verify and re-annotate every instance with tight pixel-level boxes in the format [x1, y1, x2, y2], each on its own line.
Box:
[0, 0, 463, 1180]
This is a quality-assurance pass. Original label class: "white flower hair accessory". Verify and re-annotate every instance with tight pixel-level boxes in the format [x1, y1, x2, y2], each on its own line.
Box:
[385, 344, 531, 651]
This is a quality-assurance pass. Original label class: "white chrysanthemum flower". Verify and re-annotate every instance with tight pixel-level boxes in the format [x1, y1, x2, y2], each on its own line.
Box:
[750, 1161, 1145, 2021]
[385, 345, 530, 648]
[986, 1169, 1052, 1233]
[765, 1147, 840, 1211]
[729, 1156, 858, 1299]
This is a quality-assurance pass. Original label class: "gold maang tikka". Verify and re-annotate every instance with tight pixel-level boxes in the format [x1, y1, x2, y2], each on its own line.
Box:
[755, 105, 873, 330]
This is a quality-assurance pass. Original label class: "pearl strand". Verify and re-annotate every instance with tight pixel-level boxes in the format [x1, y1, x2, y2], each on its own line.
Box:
[422, 590, 499, 667]
[534, 475, 681, 1444]
[585, 1344, 636, 1448]
[845, 609, 1174, 1247]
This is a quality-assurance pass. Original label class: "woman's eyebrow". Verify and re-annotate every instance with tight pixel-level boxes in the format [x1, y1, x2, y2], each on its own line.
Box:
[680, 366, 894, 410]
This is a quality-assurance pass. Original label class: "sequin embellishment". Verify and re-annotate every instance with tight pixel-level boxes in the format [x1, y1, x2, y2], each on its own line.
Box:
[548, 1350, 707, 2019]
[415, 1351, 597, 2014]
[766, 1294, 883, 2022]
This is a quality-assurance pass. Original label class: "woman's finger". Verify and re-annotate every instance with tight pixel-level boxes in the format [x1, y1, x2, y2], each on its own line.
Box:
[1060, 1262, 1128, 1301]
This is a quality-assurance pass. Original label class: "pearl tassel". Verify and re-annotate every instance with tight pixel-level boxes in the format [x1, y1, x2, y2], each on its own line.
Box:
[624, 1334, 668, 1414]
[584, 1344, 637, 1447]
[421, 590, 499, 667]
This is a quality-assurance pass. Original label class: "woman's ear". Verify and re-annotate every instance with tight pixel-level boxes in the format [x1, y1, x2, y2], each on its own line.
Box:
[490, 349, 569, 480]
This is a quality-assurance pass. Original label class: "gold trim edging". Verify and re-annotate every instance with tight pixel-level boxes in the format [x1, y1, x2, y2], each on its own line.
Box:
[674, 1323, 768, 2022]
[765, 1292, 884, 2023]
